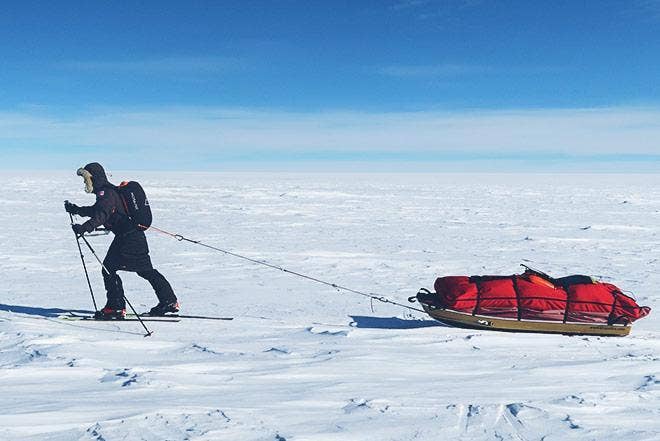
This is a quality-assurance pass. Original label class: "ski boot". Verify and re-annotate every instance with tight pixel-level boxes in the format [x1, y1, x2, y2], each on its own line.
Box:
[94, 306, 126, 320]
[148, 300, 180, 316]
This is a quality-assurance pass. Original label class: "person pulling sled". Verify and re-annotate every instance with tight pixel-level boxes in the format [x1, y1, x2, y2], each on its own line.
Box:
[65, 162, 179, 319]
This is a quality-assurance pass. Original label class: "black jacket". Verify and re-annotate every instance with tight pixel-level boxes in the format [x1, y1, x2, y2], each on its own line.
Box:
[78, 163, 132, 235]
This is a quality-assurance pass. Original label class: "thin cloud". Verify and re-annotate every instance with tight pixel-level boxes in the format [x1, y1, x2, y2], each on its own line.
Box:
[378, 64, 495, 77]
[616, 0, 660, 22]
[635, 0, 660, 17]
[377, 64, 566, 78]
[2, 107, 660, 165]
[390, 0, 431, 11]
[58, 56, 242, 74]
[390, 0, 482, 21]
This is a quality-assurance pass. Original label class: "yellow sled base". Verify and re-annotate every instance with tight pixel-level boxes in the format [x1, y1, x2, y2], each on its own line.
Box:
[421, 304, 631, 337]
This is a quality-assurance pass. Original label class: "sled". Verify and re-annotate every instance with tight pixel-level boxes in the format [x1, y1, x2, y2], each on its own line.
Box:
[418, 302, 632, 336]
[412, 266, 650, 337]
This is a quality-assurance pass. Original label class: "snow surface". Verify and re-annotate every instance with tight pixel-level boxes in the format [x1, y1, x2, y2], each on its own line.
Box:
[0, 171, 658, 441]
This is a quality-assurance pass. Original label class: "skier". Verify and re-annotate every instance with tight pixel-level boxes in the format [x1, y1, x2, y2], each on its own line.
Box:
[65, 162, 179, 319]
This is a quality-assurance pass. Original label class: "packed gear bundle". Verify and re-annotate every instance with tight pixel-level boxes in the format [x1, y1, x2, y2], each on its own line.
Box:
[411, 265, 651, 336]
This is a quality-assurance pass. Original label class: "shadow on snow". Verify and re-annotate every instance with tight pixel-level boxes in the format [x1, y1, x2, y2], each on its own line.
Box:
[349, 315, 447, 329]
[0, 303, 93, 318]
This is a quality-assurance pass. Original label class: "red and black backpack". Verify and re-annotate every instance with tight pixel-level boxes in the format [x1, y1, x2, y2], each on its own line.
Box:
[118, 181, 152, 230]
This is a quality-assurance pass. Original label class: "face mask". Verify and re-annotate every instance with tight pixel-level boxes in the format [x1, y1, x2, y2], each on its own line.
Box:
[77, 168, 94, 193]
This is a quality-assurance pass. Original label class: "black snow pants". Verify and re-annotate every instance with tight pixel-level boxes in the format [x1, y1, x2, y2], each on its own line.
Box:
[102, 229, 176, 309]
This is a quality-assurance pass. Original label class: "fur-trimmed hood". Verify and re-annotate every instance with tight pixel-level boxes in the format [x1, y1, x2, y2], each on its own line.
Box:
[77, 162, 109, 193]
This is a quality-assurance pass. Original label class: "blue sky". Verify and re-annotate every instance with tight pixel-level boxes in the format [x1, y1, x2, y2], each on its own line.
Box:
[2, 0, 660, 170]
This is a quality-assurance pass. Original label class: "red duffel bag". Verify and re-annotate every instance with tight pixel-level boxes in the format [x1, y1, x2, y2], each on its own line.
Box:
[432, 270, 650, 325]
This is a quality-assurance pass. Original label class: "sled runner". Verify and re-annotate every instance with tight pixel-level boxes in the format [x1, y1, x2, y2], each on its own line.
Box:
[418, 304, 632, 336]
[413, 266, 650, 337]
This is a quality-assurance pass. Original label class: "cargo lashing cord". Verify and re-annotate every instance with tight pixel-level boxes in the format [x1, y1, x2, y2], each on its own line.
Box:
[145, 225, 426, 314]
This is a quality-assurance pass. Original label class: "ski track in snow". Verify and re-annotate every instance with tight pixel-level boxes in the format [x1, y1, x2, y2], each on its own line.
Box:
[0, 172, 659, 440]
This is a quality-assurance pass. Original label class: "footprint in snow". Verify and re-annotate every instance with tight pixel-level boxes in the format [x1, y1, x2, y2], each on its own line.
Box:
[86, 422, 104, 441]
[85, 410, 232, 440]
[263, 347, 290, 355]
[449, 402, 551, 439]
[551, 394, 590, 406]
[312, 349, 339, 359]
[636, 374, 659, 392]
[341, 398, 388, 414]
[190, 343, 223, 355]
[343, 398, 371, 414]
[562, 414, 581, 429]
[619, 352, 659, 362]
[100, 368, 140, 387]
[305, 326, 348, 336]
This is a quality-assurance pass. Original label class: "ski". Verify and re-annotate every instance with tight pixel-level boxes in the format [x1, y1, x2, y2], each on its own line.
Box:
[135, 313, 233, 321]
[60, 314, 180, 322]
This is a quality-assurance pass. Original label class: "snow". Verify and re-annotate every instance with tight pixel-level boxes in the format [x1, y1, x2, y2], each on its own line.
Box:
[0, 171, 658, 441]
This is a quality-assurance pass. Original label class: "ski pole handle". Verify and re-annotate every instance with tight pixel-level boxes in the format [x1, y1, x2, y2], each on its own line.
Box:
[64, 200, 80, 215]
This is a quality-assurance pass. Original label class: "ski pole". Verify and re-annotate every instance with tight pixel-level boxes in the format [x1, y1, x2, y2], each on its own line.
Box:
[77, 234, 153, 337]
[67, 208, 98, 312]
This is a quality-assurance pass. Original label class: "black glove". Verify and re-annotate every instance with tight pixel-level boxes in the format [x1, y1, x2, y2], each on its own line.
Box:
[64, 201, 80, 214]
[71, 223, 88, 236]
